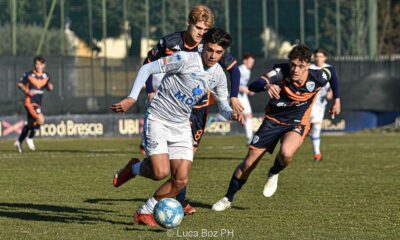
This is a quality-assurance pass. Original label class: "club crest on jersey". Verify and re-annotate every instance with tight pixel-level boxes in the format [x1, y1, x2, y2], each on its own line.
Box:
[306, 82, 315, 92]
[192, 85, 203, 97]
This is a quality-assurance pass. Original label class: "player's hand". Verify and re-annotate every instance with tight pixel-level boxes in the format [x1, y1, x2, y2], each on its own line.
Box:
[230, 97, 244, 113]
[248, 91, 255, 96]
[47, 83, 54, 91]
[147, 92, 155, 102]
[110, 97, 136, 113]
[265, 84, 281, 99]
[231, 112, 245, 125]
[28, 89, 36, 97]
[329, 98, 341, 119]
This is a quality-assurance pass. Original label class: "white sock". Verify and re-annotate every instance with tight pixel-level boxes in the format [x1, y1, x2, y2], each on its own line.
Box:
[132, 161, 142, 176]
[138, 197, 158, 214]
[310, 124, 322, 155]
[245, 117, 253, 144]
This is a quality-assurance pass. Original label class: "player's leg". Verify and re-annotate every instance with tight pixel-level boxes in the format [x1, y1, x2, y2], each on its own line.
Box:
[175, 107, 208, 214]
[26, 107, 44, 151]
[240, 94, 253, 144]
[213, 119, 280, 211]
[15, 106, 37, 153]
[212, 149, 266, 212]
[310, 122, 323, 161]
[309, 105, 324, 161]
[263, 127, 307, 197]
[113, 116, 170, 187]
[134, 127, 193, 226]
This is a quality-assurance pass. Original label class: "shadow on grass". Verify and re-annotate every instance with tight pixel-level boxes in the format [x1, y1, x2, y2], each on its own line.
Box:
[188, 200, 247, 211]
[36, 149, 127, 154]
[84, 198, 148, 205]
[84, 197, 247, 211]
[0, 202, 131, 226]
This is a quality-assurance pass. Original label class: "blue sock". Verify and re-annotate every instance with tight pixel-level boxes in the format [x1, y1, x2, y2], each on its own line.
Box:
[18, 125, 30, 143]
[225, 175, 247, 202]
[28, 125, 39, 139]
[269, 157, 286, 175]
[176, 186, 187, 206]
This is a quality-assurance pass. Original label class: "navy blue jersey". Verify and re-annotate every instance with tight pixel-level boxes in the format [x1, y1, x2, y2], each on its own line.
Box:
[19, 70, 51, 106]
[254, 64, 331, 126]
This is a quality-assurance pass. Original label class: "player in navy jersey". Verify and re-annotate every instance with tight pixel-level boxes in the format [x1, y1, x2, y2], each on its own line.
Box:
[14, 56, 53, 153]
[212, 44, 341, 211]
[128, 4, 243, 215]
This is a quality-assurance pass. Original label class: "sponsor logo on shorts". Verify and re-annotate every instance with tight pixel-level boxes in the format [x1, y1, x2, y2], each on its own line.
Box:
[252, 135, 259, 144]
[147, 139, 159, 150]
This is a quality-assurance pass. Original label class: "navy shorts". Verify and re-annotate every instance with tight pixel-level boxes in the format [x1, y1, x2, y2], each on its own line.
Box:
[190, 107, 209, 148]
[249, 118, 309, 154]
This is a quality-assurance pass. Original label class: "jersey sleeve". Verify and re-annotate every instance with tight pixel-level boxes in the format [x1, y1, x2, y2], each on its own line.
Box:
[158, 52, 187, 74]
[18, 72, 29, 85]
[218, 52, 237, 71]
[145, 37, 169, 63]
[211, 71, 232, 120]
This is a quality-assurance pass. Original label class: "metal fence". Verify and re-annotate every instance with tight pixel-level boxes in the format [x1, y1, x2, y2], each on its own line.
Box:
[0, 0, 393, 59]
[1, 55, 400, 117]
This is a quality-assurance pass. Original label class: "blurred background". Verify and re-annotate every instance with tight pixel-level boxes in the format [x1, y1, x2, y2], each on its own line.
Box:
[0, 0, 399, 133]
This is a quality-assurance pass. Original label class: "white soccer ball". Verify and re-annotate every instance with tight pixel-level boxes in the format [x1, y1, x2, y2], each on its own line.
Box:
[153, 198, 184, 228]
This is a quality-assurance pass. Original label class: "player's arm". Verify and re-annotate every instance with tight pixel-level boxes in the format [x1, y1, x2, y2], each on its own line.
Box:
[324, 66, 341, 118]
[211, 75, 244, 125]
[17, 73, 33, 96]
[45, 74, 54, 91]
[111, 53, 185, 113]
[144, 37, 168, 96]
[248, 66, 286, 99]
[218, 53, 243, 113]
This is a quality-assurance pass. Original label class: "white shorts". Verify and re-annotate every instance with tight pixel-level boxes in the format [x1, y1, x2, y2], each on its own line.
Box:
[310, 104, 326, 124]
[238, 93, 252, 115]
[143, 114, 193, 161]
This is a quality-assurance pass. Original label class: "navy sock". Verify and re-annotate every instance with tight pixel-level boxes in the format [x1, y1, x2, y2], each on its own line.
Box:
[18, 125, 30, 143]
[28, 125, 39, 139]
[176, 186, 187, 207]
[269, 157, 287, 175]
[225, 175, 247, 202]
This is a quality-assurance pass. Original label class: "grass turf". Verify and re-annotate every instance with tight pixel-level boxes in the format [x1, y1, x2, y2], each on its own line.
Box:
[0, 133, 399, 239]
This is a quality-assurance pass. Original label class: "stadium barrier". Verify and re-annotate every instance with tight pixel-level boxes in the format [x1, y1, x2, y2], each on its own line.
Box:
[3, 111, 397, 140]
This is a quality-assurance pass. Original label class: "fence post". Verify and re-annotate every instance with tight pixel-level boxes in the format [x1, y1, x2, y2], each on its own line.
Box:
[299, 0, 304, 43]
[102, 0, 108, 103]
[237, 0, 242, 59]
[314, 0, 319, 48]
[335, 0, 341, 56]
[262, 0, 268, 58]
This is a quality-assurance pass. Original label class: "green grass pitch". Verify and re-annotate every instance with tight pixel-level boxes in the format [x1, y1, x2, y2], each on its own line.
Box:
[0, 133, 399, 239]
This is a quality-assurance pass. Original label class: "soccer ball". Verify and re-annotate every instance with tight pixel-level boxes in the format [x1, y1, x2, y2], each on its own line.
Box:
[153, 198, 184, 228]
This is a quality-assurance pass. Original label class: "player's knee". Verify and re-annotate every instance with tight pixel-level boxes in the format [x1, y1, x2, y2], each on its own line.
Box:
[172, 177, 188, 189]
[152, 168, 170, 181]
[279, 149, 294, 164]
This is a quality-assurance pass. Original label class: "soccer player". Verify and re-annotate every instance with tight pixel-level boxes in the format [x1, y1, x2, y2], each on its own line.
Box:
[14, 56, 53, 153]
[138, 4, 243, 214]
[111, 28, 244, 226]
[238, 53, 255, 145]
[212, 44, 341, 211]
[309, 48, 337, 161]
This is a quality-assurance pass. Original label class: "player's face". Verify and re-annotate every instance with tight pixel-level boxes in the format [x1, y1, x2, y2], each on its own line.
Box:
[202, 43, 225, 67]
[244, 57, 255, 69]
[34, 61, 46, 73]
[290, 58, 310, 82]
[314, 52, 327, 67]
[187, 21, 209, 44]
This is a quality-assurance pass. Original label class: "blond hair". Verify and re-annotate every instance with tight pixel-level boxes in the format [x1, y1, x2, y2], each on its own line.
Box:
[188, 4, 214, 28]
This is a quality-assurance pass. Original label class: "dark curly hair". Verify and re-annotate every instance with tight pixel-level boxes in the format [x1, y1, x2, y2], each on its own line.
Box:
[33, 56, 45, 64]
[288, 44, 312, 63]
[314, 47, 328, 57]
[203, 28, 232, 49]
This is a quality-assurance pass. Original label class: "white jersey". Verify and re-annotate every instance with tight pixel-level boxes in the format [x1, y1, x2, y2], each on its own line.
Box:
[309, 63, 331, 107]
[138, 51, 231, 123]
[238, 64, 251, 91]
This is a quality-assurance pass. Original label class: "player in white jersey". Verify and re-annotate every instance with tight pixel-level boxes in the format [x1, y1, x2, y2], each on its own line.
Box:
[110, 28, 243, 226]
[238, 53, 255, 144]
[309, 48, 334, 161]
